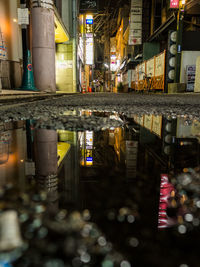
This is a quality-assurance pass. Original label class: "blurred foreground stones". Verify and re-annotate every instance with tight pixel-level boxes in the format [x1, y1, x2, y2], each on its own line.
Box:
[1, 93, 200, 129]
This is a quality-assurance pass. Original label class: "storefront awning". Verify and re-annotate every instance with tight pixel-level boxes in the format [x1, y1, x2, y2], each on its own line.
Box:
[147, 13, 176, 42]
[54, 7, 70, 43]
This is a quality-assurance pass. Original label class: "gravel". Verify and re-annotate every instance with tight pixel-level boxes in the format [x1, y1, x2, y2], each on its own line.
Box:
[1, 92, 200, 129]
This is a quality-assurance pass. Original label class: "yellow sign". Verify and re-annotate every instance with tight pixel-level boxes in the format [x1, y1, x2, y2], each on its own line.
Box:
[57, 142, 71, 166]
[55, 15, 69, 43]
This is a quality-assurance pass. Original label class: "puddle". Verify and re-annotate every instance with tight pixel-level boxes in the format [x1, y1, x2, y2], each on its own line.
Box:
[0, 112, 200, 266]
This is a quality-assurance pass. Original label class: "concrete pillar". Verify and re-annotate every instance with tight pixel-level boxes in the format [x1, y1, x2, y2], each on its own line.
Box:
[32, 8, 56, 92]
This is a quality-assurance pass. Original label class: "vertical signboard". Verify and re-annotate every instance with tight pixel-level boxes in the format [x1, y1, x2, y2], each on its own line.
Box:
[129, 0, 143, 45]
[158, 174, 177, 229]
[186, 65, 196, 92]
[17, 8, 29, 25]
[85, 131, 93, 166]
[85, 15, 94, 65]
[85, 34, 94, 65]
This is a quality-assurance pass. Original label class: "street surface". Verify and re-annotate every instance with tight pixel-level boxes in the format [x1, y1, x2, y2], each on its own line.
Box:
[1, 92, 200, 126]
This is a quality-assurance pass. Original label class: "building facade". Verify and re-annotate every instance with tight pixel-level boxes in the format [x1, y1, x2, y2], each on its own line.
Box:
[0, 0, 23, 90]
[0, 0, 78, 93]
[110, 0, 200, 93]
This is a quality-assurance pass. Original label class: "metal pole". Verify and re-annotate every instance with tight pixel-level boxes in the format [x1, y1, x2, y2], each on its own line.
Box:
[73, 0, 78, 92]
[20, 0, 28, 69]
[83, 14, 86, 92]
[174, 4, 184, 83]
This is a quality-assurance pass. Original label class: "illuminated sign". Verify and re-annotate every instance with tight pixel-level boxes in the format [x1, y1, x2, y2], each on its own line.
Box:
[85, 15, 93, 32]
[86, 157, 93, 161]
[85, 24, 93, 33]
[110, 54, 117, 72]
[158, 174, 177, 229]
[85, 131, 93, 149]
[86, 150, 93, 166]
[86, 36, 94, 65]
[170, 0, 179, 9]
[86, 19, 93, 25]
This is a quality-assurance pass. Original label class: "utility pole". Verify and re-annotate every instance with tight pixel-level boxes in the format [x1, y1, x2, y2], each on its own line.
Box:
[73, 0, 78, 92]
[20, 0, 28, 69]
[174, 0, 185, 83]
[83, 13, 87, 93]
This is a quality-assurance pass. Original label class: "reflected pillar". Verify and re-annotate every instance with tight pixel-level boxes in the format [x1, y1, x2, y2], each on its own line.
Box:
[34, 129, 58, 213]
[34, 129, 57, 177]
[31, 7, 56, 92]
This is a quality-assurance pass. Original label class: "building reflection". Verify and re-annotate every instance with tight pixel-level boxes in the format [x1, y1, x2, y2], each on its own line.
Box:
[33, 128, 80, 212]
[0, 121, 26, 189]
[79, 131, 94, 167]
[57, 130, 79, 210]
[1, 112, 200, 233]
[34, 128, 59, 213]
[130, 113, 200, 229]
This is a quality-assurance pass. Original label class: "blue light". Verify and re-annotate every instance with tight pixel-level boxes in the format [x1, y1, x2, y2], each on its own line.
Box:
[86, 157, 93, 162]
[86, 19, 93, 25]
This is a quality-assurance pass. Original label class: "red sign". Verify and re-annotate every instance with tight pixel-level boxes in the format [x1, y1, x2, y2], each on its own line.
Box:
[158, 174, 177, 229]
[170, 0, 179, 9]
[27, 64, 32, 71]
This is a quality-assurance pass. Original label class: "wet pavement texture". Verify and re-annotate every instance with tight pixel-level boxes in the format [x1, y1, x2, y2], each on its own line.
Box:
[1, 93, 200, 127]
[1, 95, 200, 266]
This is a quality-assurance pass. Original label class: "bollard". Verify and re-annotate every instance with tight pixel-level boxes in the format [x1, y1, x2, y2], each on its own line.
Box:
[20, 50, 38, 91]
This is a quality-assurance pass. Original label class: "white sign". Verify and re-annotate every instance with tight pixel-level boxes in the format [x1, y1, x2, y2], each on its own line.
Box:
[146, 58, 155, 77]
[17, 8, 29, 25]
[86, 131, 93, 149]
[138, 62, 145, 80]
[186, 65, 196, 92]
[155, 52, 165, 77]
[129, 0, 142, 45]
[86, 35, 94, 65]
[78, 36, 84, 63]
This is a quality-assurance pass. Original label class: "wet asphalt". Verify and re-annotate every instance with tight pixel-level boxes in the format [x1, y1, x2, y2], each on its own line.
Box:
[0, 92, 200, 129]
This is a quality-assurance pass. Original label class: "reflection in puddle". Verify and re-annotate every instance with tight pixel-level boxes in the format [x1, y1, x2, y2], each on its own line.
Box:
[0, 112, 200, 266]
